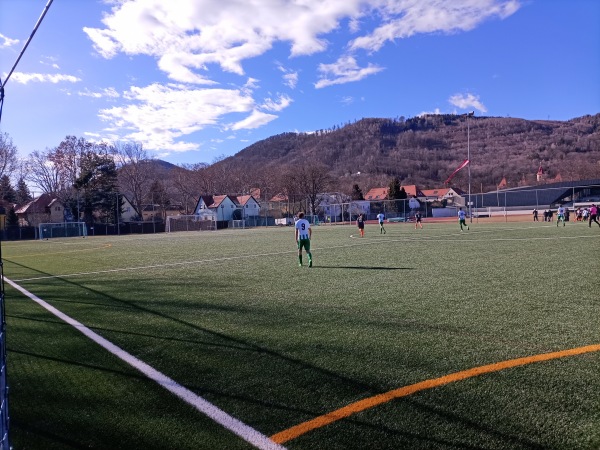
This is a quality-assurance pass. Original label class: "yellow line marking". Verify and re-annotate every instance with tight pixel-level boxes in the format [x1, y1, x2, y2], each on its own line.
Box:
[4, 243, 112, 259]
[271, 343, 600, 444]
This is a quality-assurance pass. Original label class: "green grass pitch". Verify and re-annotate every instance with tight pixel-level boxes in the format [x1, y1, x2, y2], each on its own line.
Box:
[3, 221, 600, 449]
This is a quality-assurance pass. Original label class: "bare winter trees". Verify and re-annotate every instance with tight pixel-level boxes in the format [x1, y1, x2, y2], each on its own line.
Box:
[0, 133, 17, 180]
[111, 141, 154, 218]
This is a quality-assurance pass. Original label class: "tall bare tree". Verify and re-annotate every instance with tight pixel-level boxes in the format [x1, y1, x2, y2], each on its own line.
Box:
[26, 148, 63, 195]
[298, 163, 332, 217]
[0, 132, 18, 180]
[171, 164, 207, 214]
[26, 136, 109, 204]
[111, 141, 154, 218]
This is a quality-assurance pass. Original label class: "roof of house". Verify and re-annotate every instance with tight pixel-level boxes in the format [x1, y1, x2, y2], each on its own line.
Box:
[422, 188, 451, 197]
[364, 187, 388, 200]
[236, 195, 258, 206]
[209, 195, 234, 208]
[365, 185, 425, 200]
[402, 185, 424, 197]
[269, 193, 288, 202]
[15, 193, 55, 214]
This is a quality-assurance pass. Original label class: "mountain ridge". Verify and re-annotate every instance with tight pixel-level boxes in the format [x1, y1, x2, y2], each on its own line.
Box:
[213, 113, 600, 193]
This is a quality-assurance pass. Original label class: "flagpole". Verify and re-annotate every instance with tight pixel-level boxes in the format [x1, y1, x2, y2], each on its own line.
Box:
[467, 111, 474, 223]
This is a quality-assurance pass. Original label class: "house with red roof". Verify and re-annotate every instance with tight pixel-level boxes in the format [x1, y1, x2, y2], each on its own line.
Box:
[15, 194, 66, 226]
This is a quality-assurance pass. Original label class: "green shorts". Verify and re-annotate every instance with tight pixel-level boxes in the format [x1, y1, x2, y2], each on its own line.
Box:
[297, 238, 311, 252]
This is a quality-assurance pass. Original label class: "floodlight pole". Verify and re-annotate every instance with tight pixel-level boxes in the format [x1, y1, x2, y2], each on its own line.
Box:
[467, 111, 474, 223]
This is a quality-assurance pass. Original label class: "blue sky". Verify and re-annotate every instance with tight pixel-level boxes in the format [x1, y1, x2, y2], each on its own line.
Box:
[1, 0, 599, 167]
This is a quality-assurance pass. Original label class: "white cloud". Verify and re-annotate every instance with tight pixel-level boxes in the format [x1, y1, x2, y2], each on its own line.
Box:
[283, 72, 298, 89]
[78, 87, 120, 98]
[449, 93, 487, 113]
[83, 0, 366, 82]
[350, 0, 521, 52]
[98, 83, 255, 151]
[8, 72, 81, 84]
[260, 94, 292, 112]
[418, 108, 443, 117]
[315, 56, 383, 88]
[83, 0, 520, 86]
[0, 33, 19, 48]
[229, 109, 278, 131]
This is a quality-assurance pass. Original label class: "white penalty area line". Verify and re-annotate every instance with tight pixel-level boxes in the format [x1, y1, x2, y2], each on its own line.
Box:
[12, 229, 599, 283]
[5, 277, 286, 450]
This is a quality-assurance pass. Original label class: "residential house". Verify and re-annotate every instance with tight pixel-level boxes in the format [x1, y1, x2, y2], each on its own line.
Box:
[119, 195, 140, 222]
[365, 185, 425, 201]
[236, 195, 261, 218]
[364, 187, 388, 201]
[15, 194, 65, 226]
[316, 192, 348, 219]
[421, 187, 465, 204]
[194, 195, 238, 221]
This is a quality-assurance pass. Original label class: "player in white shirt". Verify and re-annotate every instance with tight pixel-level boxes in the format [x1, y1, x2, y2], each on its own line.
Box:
[556, 206, 566, 227]
[376, 212, 386, 234]
[294, 212, 313, 267]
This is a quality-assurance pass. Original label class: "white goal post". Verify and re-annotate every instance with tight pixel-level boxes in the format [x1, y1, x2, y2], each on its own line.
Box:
[39, 222, 88, 240]
[166, 215, 217, 233]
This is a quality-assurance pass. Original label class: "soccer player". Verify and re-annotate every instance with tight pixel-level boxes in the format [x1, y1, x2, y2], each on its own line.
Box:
[356, 214, 365, 237]
[414, 211, 423, 229]
[376, 212, 386, 234]
[556, 205, 566, 227]
[458, 207, 469, 231]
[294, 212, 313, 267]
[589, 204, 600, 228]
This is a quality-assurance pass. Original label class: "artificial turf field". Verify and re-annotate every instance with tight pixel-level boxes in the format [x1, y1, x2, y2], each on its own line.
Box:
[2, 220, 600, 450]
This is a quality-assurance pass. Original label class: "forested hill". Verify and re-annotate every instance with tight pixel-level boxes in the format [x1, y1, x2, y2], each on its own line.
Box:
[217, 113, 600, 193]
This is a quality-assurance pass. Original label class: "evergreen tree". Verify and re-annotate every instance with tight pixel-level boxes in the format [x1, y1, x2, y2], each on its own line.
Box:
[350, 184, 364, 200]
[387, 177, 401, 198]
[15, 178, 32, 205]
[73, 152, 120, 224]
[0, 175, 16, 203]
[7, 207, 19, 226]
[388, 177, 406, 212]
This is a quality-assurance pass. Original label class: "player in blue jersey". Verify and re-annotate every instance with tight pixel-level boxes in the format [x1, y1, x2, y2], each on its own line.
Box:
[458, 207, 469, 231]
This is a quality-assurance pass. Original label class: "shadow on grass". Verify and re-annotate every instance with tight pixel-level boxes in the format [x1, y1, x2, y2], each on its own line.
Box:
[6, 260, 546, 449]
[310, 265, 414, 270]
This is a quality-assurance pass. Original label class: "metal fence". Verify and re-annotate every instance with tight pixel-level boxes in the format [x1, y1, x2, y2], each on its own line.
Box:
[0, 239, 10, 449]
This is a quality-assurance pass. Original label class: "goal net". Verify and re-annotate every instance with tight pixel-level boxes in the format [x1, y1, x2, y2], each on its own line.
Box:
[166, 215, 217, 233]
[39, 222, 88, 239]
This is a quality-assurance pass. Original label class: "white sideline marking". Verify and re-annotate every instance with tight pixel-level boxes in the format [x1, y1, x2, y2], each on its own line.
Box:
[5, 277, 286, 450]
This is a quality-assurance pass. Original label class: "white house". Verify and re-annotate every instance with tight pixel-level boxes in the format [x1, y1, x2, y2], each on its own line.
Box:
[349, 200, 370, 217]
[236, 195, 261, 218]
[194, 195, 238, 221]
[119, 195, 139, 222]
